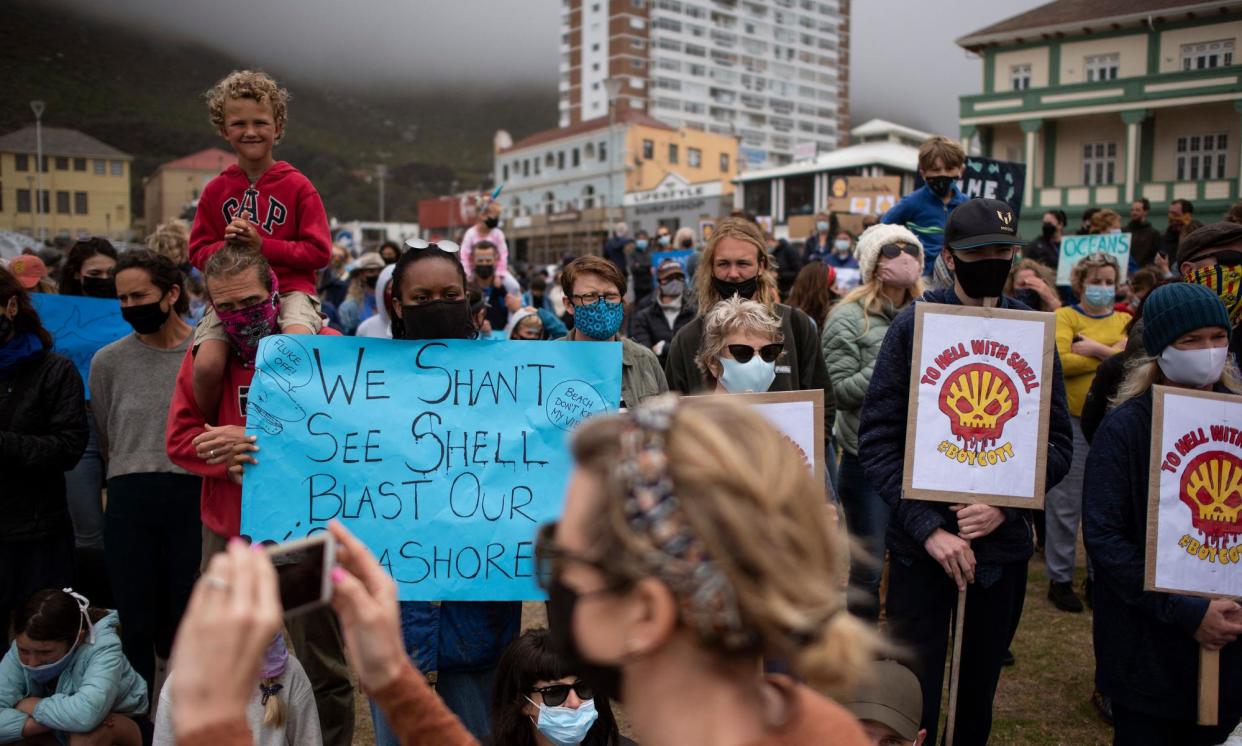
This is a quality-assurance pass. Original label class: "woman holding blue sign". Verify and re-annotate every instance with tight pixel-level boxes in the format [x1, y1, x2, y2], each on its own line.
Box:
[0, 267, 88, 638]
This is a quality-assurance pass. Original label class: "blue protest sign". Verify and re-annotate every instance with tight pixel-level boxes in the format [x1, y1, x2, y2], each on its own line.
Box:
[239, 335, 623, 601]
[1056, 233, 1132, 285]
[31, 293, 130, 400]
[651, 249, 694, 271]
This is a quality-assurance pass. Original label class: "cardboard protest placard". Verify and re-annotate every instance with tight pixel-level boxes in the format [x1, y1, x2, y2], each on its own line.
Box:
[685, 390, 825, 487]
[240, 335, 623, 601]
[1146, 386, 1242, 599]
[31, 293, 131, 399]
[1056, 233, 1132, 285]
[903, 304, 1055, 509]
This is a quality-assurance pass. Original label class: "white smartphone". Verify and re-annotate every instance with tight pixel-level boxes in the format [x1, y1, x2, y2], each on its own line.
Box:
[265, 533, 336, 617]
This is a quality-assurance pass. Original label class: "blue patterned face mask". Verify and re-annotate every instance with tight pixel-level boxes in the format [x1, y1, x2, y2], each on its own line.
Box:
[573, 299, 625, 340]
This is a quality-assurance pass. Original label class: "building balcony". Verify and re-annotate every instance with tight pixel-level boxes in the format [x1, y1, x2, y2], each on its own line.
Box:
[1034, 179, 1238, 210]
[960, 66, 1242, 122]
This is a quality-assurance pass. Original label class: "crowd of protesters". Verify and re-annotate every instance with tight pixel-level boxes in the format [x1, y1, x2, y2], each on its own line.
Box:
[2, 69, 1241, 746]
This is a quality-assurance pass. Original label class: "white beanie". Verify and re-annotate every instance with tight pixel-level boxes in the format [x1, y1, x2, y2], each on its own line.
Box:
[854, 223, 924, 284]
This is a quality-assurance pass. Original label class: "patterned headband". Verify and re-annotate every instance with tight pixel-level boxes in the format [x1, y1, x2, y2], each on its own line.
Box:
[615, 394, 757, 651]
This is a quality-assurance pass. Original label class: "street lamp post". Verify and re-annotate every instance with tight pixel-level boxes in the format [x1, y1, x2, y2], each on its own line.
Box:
[603, 77, 623, 216]
[30, 100, 45, 241]
[376, 164, 387, 223]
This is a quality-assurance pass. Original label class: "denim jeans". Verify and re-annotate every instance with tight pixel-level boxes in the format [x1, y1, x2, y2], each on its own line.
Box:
[837, 450, 889, 620]
[64, 408, 104, 549]
[368, 601, 497, 743]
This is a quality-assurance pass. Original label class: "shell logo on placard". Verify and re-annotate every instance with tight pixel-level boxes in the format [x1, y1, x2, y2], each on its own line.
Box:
[1180, 450, 1242, 548]
[938, 363, 1019, 450]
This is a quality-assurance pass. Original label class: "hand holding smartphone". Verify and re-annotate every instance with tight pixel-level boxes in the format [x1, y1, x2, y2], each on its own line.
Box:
[265, 533, 336, 617]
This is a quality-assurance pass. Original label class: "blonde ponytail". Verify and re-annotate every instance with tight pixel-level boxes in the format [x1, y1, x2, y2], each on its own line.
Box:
[260, 678, 287, 728]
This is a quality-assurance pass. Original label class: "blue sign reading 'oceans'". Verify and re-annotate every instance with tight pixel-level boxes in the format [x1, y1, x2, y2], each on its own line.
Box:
[239, 335, 622, 601]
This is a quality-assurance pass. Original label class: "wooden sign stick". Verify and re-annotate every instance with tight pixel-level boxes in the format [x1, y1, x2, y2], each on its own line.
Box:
[1199, 646, 1220, 726]
[944, 586, 967, 746]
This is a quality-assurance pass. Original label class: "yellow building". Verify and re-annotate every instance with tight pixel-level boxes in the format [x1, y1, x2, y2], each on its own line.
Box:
[144, 148, 233, 232]
[0, 126, 133, 241]
[493, 110, 738, 262]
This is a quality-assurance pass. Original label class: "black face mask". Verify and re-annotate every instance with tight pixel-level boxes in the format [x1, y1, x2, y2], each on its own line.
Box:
[121, 299, 170, 335]
[398, 299, 475, 341]
[951, 255, 1012, 299]
[365, 275, 379, 289]
[712, 275, 758, 301]
[680, 239, 694, 249]
[81, 275, 116, 298]
[546, 577, 624, 703]
[531, 293, 544, 306]
[925, 175, 955, 199]
[474, 265, 495, 281]
[1041, 221, 1057, 240]
[484, 217, 500, 230]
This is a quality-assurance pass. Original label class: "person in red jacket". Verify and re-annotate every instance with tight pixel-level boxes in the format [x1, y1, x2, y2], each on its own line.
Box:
[188, 70, 331, 422]
[164, 242, 354, 746]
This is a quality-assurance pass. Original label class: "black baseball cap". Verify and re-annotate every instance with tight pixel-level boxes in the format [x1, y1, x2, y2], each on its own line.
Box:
[944, 198, 1024, 251]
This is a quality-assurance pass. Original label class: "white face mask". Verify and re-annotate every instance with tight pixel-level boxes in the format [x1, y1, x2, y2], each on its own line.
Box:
[1158, 345, 1229, 388]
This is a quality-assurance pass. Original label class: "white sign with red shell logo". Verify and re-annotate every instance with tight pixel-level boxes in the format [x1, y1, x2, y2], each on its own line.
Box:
[1147, 386, 1242, 598]
[903, 303, 1056, 509]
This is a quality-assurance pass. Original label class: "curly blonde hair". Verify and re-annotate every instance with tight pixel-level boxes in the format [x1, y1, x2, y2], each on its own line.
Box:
[695, 296, 784, 387]
[145, 219, 190, 265]
[1070, 252, 1120, 301]
[571, 397, 880, 697]
[205, 70, 290, 139]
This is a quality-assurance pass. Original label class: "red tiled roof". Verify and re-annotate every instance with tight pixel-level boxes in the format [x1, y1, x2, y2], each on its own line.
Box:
[159, 148, 235, 172]
[958, 0, 1242, 49]
[502, 109, 677, 153]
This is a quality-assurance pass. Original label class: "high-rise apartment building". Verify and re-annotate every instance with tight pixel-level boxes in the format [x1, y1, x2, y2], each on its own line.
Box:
[558, 0, 850, 169]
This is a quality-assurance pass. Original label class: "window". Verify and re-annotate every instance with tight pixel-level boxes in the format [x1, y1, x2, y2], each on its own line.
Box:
[688, 147, 702, 167]
[502, 164, 509, 181]
[1177, 133, 1229, 180]
[94, 160, 105, 175]
[599, 140, 608, 161]
[37, 190, 49, 214]
[110, 160, 124, 176]
[1182, 39, 1234, 70]
[558, 151, 565, 169]
[56, 191, 70, 214]
[632, 39, 645, 50]
[1082, 142, 1117, 185]
[573, 148, 580, 167]
[720, 153, 730, 172]
[16, 189, 30, 213]
[642, 139, 654, 159]
[1010, 64, 1031, 90]
[592, 43, 600, 52]
[668, 143, 679, 164]
[73, 158, 86, 171]
[1085, 53, 1119, 81]
[545, 152, 555, 167]
[54, 156, 68, 171]
[15, 154, 28, 171]
[523, 159, 530, 177]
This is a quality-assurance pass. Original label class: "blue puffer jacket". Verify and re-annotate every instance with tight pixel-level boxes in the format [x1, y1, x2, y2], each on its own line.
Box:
[857, 287, 1074, 566]
[881, 184, 968, 274]
[0, 611, 148, 742]
[1083, 390, 1241, 722]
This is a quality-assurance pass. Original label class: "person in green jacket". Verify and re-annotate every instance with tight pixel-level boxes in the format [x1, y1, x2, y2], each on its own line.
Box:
[822, 223, 925, 620]
[0, 588, 149, 744]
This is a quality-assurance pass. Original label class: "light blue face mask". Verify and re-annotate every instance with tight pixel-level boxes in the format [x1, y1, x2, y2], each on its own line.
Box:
[816, 220, 830, 232]
[1083, 284, 1116, 308]
[718, 355, 776, 393]
[636, 239, 648, 250]
[21, 589, 93, 685]
[573, 298, 625, 340]
[526, 697, 599, 746]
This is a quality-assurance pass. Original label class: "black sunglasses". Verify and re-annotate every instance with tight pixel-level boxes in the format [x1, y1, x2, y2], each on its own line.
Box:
[532, 681, 594, 707]
[534, 523, 626, 592]
[726, 343, 783, 364]
[405, 238, 461, 254]
[879, 242, 920, 259]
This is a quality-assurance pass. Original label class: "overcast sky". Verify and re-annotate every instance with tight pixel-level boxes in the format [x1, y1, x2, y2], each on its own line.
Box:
[58, 0, 1041, 136]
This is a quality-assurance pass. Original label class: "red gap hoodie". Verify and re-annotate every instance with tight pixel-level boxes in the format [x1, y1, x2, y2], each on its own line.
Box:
[189, 162, 332, 296]
[164, 328, 340, 538]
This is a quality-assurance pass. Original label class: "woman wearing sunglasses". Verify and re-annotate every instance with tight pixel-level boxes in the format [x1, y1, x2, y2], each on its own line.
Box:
[694, 297, 785, 393]
[168, 397, 875, 746]
[488, 629, 629, 746]
[822, 224, 924, 622]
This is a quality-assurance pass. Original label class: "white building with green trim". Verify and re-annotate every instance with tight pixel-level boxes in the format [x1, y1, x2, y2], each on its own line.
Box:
[957, 0, 1242, 235]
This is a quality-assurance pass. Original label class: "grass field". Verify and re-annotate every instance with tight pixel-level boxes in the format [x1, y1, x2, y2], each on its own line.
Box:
[349, 552, 1118, 745]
